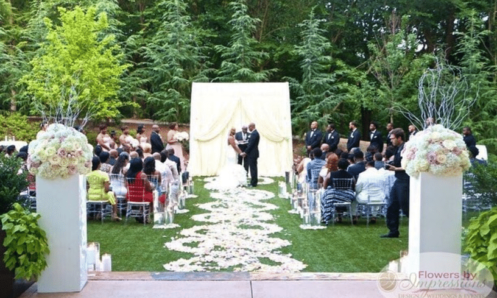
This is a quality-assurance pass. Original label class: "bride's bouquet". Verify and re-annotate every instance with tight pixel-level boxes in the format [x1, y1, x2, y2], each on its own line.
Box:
[401, 125, 471, 177]
[28, 124, 93, 179]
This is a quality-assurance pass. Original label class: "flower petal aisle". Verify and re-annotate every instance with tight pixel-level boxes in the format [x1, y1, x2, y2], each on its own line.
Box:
[163, 178, 307, 273]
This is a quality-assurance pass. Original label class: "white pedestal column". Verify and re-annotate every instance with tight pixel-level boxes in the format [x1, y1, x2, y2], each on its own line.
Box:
[408, 172, 462, 281]
[36, 175, 88, 293]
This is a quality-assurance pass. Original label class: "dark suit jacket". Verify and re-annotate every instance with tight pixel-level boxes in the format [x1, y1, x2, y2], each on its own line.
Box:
[347, 161, 366, 180]
[305, 129, 322, 150]
[386, 131, 393, 148]
[369, 130, 383, 152]
[244, 129, 260, 159]
[464, 135, 477, 148]
[327, 170, 355, 190]
[347, 129, 361, 151]
[168, 154, 181, 173]
[322, 130, 340, 152]
[150, 131, 165, 154]
[235, 131, 249, 150]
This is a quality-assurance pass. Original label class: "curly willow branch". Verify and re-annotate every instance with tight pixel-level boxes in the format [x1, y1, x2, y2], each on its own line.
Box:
[396, 58, 478, 130]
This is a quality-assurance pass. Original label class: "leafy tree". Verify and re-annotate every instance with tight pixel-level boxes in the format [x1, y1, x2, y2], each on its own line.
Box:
[144, 0, 210, 122]
[20, 6, 129, 120]
[214, 0, 275, 82]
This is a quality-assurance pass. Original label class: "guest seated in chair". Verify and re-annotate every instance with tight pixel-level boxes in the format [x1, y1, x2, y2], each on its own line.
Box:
[110, 153, 130, 198]
[347, 150, 366, 180]
[87, 157, 121, 221]
[99, 151, 112, 174]
[143, 156, 167, 204]
[125, 158, 156, 221]
[320, 152, 339, 188]
[306, 148, 326, 190]
[321, 158, 356, 224]
[352, 160, 386, 224]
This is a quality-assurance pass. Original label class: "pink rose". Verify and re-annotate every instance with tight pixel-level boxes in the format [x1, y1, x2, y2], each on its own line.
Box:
[453, 147, 462, 156]
[57, 148, 67, 157]
[75, 149, 83, 157]
[68, 165, 77, 175]
[427, 152, 438, 164]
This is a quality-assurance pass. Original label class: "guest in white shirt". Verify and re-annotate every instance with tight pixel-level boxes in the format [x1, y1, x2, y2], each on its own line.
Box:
[153, 153, 173, 192]
[351, 160, 386, 224]
[161, 150, 179, 181]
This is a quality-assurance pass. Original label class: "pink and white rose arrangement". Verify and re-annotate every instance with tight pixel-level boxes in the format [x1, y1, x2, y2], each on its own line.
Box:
[28, 124, 92, 179]
[401, 124, 471, 177]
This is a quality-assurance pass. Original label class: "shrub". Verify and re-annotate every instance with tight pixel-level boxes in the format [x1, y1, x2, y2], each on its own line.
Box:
[0, 153, 29, 215]
[0, 113, 38, 142]
[464, 162, 497, 207]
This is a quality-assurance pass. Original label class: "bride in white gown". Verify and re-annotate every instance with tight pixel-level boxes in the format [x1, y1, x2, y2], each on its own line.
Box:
[205, 128, 248, 191]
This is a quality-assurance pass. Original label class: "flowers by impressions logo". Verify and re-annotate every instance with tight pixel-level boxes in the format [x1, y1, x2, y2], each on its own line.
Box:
[377, 252, 494, 298]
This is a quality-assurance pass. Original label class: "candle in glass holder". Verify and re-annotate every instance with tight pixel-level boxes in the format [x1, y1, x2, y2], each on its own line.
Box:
[102, 254, 112, 272]
[388, 260, 399, 272]
[86, 243, 96, 267]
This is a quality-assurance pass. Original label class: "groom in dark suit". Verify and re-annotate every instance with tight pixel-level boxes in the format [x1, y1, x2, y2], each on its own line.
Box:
[240, 123, 260, 187]
[235, 125, 249, 173]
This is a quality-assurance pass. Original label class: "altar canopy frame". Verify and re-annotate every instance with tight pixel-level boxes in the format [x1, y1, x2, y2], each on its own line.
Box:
[189, 83, 293, 177]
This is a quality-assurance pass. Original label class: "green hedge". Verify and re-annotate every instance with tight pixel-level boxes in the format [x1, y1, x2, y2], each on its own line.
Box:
[0, 113, 38, 142]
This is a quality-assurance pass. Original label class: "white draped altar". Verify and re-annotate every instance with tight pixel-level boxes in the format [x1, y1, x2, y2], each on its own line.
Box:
[188, 83, 293, 177]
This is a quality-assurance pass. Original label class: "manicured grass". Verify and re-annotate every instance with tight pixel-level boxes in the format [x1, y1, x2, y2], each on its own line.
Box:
[87, 177, 408, 272]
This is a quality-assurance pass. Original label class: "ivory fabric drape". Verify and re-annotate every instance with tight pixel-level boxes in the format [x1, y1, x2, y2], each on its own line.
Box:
[189, 83, 293, 177]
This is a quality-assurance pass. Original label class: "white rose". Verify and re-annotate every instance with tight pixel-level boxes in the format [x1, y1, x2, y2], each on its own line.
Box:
[436, 154, 447, 164]
[45, 146, 57, 156]
[59, 157, 69, 167]
[442, 140, 456, 150]
[49, 155, 62, 165]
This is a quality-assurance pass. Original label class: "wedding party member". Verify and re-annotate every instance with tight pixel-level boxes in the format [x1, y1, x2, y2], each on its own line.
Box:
[37, 122, 48, 139]
[463, 127, 476, 149]
[408, 124, 418, 140]
[87, 157, 121, 221]
[136, 124, 148, 146]
[305, 121, 323, 156]
[352, 160, 386, 224]
[99, 151, 112, 173]
[166, 122, 185, 172]
[347, 150, 366, 180]
[96, 124, 112, 151]
[385, 123, 394, 148]
[382, 128, 409, 238]
[322, 123, 340, 152]
[347, 121, 361, 152]
[369, 121, 383, 153]
[306, 148, 326, 189]
[241, 123, 260, 187]
[109, 130, 118, 149]
[150, 125, 165, 153]
[235, 125, 249, 173]
[119, 126, 133, 148]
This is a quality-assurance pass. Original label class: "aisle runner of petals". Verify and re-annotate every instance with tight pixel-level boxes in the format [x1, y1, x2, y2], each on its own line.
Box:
[162, 178, 307, 272]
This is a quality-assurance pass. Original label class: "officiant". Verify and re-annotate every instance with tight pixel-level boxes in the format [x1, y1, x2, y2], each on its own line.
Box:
[235, 125, 249, 173]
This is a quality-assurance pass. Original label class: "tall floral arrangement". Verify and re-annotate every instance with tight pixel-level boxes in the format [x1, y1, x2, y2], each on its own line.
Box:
[28, 124, 93, 179]
[401, 125, 471, 177]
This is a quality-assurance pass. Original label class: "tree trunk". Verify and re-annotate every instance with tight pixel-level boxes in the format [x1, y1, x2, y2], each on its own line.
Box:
[360, 107, 372, 141]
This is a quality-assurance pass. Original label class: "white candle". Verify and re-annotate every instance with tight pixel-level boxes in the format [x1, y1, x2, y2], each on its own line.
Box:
[388, 260, 399, 272]
[86, 244, 96, 266]
[94, 243, 100, 265]
[102, 254, 112, 272]
[96, 260, 104, 272]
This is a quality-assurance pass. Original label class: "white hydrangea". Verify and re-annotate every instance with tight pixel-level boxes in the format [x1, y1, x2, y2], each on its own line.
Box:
[29, 124, 92, 180]
[403, 125, 471, 178]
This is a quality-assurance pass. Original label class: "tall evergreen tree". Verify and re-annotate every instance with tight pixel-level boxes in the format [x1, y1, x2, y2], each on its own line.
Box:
[144, 0, 210, 122]
[214, 0, 275, 82]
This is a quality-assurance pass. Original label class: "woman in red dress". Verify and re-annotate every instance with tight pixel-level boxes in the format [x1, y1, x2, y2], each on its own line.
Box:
[125, 158, 154, 221]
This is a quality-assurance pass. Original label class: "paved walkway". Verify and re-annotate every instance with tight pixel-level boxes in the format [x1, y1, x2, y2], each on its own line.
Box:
[18, 272, 497, 298]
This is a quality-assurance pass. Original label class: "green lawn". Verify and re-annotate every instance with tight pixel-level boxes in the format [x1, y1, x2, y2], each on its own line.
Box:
[87, 177, 408, 272]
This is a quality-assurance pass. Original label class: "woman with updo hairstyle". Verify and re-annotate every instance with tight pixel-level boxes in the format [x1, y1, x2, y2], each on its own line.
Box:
[119, 126, 132, 148]
[97, 124, 111, 151]
[86, 156, 121, 221]
[136, 124, 148, 146]
[165, 122, 185, 172]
